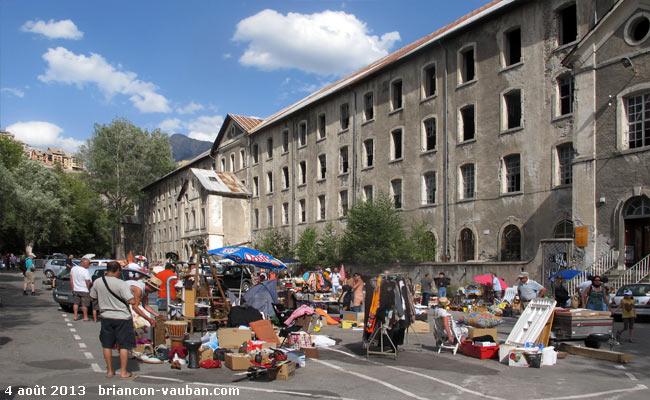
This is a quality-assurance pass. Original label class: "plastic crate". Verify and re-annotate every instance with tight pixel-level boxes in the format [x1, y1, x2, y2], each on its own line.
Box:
[461, 341, 499, 360]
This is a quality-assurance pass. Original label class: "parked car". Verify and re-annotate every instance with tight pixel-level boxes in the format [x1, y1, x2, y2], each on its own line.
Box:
[52, 266, 149, 311]
[35, 253, 66, 269]
[43, 258, 79, 279]
[611, 283, 650, 321]
[217, 264, 255, 293]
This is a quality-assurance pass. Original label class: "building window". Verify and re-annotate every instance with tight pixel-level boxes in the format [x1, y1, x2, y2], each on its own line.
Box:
[626, 93, 650, 149]
[282, 166, 289, 189]
[558, 74, 574, 116]
[459, 46, 476, 84]
[267, 206, 273, 227]
[299, 161, 307, 185]
[364, 92, 374, 121]
[339, 190, 349, 216]
[339, 146, 349, 174]
[299, 121, 307, 147]
[501, 225, 521, 261]
[556, 143, 574, 186]
[422, 117, 436, 151]
[282, 203, 289, 225]
[391, 129, 403, 160]
[363, 139, 374, 167]
[503, 90, 522, 130]
[391, 179, 402, 209]
[282, 129, 289, 152]
[340, 103, 350, 130]
[504, 27, 521, 66]
[460, 163, 475, 200]
[230, 154, 235, 171]
[220, 158, 226, 171]
[253, 176, 259, 197]
[422, 172, 436, 205]
[364, 185, 373, 202]
[266, 171, 273, 194]
[254, 208, 259, 229]
[240, 149, 246, 168]
[201, 208, 206, 229]
[558, 3, 577, 46]
[299, 199, 306, 223]
[318, 195, 326, 220]
[625, 13, 650, 45]
[318, 114, 326, 140]
[503, 154, 521, 193]
[266, 137, 273, 159]
[191, 210, 196, 230]
[318, 154, 327, 180]
[460, 105, 476, 141]
[252, 144, 259, 164]
[423, 64, 436, 98]
[458, 228, 475, 262]
[168, 205, 172, 220]
[554, 220, 574, 239]
[391, 79, 403, 111]
[184, 212, 189, 232]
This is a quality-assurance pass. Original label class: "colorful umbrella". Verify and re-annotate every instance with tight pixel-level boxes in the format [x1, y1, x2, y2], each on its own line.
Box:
[339, 264, 346, 283]
[550, 269, 585, 280]
[473, 274, 508, 289]
[207, 246, 286, 271]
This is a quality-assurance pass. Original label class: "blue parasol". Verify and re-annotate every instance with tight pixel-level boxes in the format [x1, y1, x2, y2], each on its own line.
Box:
[207, 246, 287, 270]
[550, 269, 585, 280]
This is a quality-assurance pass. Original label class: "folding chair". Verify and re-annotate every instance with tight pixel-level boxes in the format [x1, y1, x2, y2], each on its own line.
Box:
[431, 315, 461, 355]
[503, 287, 517, 304]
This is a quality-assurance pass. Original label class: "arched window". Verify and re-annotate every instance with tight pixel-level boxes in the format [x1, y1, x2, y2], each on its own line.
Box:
[502, 225, 521, 261]
[624, 196, 650, 219]
[458, 228, 475, 262]
[554, 220, 574, 238]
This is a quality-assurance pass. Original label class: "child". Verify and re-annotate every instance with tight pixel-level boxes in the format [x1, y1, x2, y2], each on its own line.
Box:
[612, 289, 636, 342]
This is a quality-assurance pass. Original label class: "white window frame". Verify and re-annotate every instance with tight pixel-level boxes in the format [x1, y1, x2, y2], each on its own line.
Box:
[339, 146, 349, 174]
[363, 91, 374, 122]
[266, 171, 273, 194]
[339, 190, 349, 217]
[501, 88, 523, 132]
[318, 154, 327, 180]
[282, 129, 289, 153]
[298, 121, 308, 147]
[363, 138, 374, 168]
[616, 83, 650, 151]
[421, 115, 437, 152]
[501, 153, 522, 194]
[459, 163, 476, 200]
[317, 114, 326, 140]
[282, 202, 289, 225]
[298, 161, 307, 185]
[422, 171, 436, 205]
[554, 142, 574, 187]
[458, 104, 476, 142]
[502, 26, 522, 68]
[391, 179, 403, 209]
[390, 127, 404, 161]
[299, 199, 306, 223]
[421, 62, 437, 99]
[457, 43, 477, 86]
[267, 206, 273, 227]
[318, 195, 326, 221]
[390, 78, 403, 111]
[363, 185, 373, 202]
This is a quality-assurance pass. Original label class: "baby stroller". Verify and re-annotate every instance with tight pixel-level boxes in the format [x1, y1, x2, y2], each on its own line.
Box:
[272, 303, 314, 346]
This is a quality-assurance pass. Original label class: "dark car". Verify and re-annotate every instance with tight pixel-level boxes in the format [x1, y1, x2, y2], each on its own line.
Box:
[217, 264, 254, 293]
[52, 267, 149, 311]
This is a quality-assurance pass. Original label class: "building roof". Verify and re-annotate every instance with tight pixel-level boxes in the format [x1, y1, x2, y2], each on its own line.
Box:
[210, 113, 264, 157]
[141, 148, 212, 191]
[249, 0, 515, 134]
[190, 168, 250, 197]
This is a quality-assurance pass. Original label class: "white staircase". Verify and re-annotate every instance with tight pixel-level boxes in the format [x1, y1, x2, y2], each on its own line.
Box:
[565, 249, 618, 296]
[607, 253, 650, 294]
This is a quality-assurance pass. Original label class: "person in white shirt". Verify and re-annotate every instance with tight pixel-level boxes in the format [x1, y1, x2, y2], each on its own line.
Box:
[491, 272, 503, 301]
[330, 267, 341, 295]
[70, 258, 91, 321]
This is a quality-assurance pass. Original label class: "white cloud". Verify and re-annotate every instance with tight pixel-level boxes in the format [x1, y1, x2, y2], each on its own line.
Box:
[6, 121, 83, 153]
[20, 19, 83, 40]
[1, 88, 25, 98]
[233, 9, 400, 76]
[158, 118, 182, 132]
[223, 53, 232, 59]
[176, 101, 204, 115]
[38, 47, 171, 113]
[187, 115, 224, 142]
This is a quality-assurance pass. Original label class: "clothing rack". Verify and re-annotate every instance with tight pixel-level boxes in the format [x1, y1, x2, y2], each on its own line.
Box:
[366, 322, 398, 359]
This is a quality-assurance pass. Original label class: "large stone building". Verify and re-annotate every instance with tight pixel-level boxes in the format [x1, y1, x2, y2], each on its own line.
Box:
[142, 0, 650, 282]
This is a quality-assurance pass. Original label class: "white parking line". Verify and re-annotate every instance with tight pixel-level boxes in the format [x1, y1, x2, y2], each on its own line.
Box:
[84, 352, 94, 359]
[615, 365, 626, 369]
[625, 372, 638, 381]
[91, 363, 103, 373]
[531, 384, 648, 400]
[70, 328, 76, 332]
[66, 323, 73, 327]
[73, 334, 81, 340]
[312, 359, 428, 400]
[61, 314, 67, 317]
[79, 343, 87, 348]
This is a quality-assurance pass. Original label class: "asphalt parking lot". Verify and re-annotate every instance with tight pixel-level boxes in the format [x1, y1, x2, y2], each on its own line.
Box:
[1, 270, 649, 400]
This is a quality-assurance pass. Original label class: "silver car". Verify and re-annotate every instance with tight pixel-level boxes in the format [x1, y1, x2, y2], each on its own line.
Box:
[43, 258, 78, 279]
[611, 283, 650, 320]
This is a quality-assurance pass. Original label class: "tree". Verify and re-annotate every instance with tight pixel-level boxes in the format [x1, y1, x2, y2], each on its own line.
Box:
[255, 228, 293, 261]
[341, 193, 407, 269]
[81, 118, 176, 257]
[319, 222, 342, 268]
[295, 227, 319, 269]
[405, 220, 437, 262]
[0, 134, 24, 171]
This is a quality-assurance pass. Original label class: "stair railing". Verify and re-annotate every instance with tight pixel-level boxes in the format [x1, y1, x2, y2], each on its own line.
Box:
[565, 249, 618, 296]
[607, 253, 650, 294]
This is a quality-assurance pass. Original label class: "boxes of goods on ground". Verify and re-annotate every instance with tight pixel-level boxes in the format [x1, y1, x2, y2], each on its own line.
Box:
[341, 320, 358, 329]
[507, 349, 542, 368]
[342, 311, 358, 321]
[552, 309, 613, 340]
[218, 328, 254, 349]
[225, 353, 253, 370]
[468, 327, 498, 342]
[268, 361, 296, 380]
[461, 341, 499, 360]
[300, 346, 320, 359]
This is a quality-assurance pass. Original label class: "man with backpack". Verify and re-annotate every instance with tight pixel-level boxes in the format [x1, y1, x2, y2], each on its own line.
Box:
[23, 254, 36, 295]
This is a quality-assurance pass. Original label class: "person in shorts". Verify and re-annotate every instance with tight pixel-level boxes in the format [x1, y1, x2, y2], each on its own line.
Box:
[612, 289, 636, 343]
[90, 261, 137, 378]
[71, 258, 91, 321]
[23, 254, 36, 295]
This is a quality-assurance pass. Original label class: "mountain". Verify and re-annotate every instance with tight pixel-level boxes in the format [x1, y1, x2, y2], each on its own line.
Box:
[168, 134, 212, 162]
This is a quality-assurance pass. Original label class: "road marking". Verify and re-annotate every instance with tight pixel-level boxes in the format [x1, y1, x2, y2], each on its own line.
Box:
[530, 384, 647, 400]
[66, 323, 73, 327]
[70, 328, 76, 332]
[73, 334, 81, 340]
[61, 314, 67, 317]
[79, 343, 87, 348]
[84, 352, 94, 359]
[91, 363, 103, 372]
[625, 372, 638, 381]
[312, 358, 428, 400]
[614, 365, 626, 369]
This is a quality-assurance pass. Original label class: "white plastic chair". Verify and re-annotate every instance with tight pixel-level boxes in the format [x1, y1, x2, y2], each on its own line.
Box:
[432, 315, 461, 355]
[503, 287, 517, 303]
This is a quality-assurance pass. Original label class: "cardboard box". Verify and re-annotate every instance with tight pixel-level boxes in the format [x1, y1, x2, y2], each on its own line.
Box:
[507, 350, 529, 367]
[218, 328, 254, 349]
[300, 347, 320, 359]
[199, 347, 214, 363]
[238, 340, 275, 353]
[224, 353, 252, 370]
[468, 327, 498, 342]
[342, 311, 358, 321]
[341, 320, 357, 329]
[408, 320, 430, 334]
[269, 361, 296, 380]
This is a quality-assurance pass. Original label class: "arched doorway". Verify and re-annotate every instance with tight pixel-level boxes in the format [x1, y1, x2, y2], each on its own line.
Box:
[458, 228, 475, 262]
[624, 196, 650, 266]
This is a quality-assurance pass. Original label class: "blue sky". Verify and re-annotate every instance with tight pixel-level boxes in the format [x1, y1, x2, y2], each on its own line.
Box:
[1, 0, 489, 153]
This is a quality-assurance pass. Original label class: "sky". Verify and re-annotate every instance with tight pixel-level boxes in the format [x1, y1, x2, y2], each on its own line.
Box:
[1, 0, 490, 153]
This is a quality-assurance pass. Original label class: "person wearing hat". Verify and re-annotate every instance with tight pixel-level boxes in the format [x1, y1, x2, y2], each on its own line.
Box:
[127, 275, 162, 328]
[612, 289, 636, 342]
[517, 272, 545, 311]
[23, 253, 36, 296]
